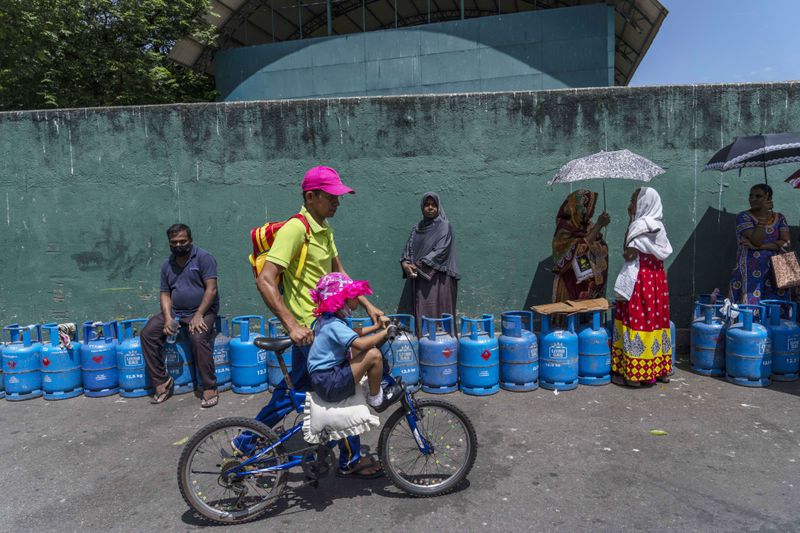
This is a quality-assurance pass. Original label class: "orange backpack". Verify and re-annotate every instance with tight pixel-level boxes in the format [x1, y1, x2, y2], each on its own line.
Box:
[248, 214, 311, 279]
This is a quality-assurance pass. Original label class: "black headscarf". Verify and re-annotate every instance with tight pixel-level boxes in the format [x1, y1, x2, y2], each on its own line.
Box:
[401, 192, 460, 279]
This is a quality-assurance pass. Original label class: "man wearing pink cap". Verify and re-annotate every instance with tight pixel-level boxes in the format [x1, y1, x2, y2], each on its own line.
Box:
[246, 165, 385, 479]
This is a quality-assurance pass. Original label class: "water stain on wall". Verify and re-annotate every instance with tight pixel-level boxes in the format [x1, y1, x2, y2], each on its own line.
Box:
[71, 223, 156, 281]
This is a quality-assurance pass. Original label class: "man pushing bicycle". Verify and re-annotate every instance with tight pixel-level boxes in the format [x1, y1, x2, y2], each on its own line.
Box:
[242, 166, 387, 479]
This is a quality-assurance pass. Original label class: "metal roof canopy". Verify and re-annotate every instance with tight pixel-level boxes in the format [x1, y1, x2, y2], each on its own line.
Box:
[170, 0, 667, 86]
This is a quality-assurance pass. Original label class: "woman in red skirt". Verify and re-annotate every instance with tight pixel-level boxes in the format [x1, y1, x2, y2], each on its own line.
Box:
[612, 187, 673, 387]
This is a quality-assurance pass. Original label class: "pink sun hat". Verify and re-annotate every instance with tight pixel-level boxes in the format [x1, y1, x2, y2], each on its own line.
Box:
[310, 272, 372, 316]
[302, 166, 356, 195]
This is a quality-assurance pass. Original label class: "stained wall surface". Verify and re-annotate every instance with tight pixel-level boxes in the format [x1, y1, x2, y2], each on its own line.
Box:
[1, 82, 798, 327]
[216, 4, 615, 101]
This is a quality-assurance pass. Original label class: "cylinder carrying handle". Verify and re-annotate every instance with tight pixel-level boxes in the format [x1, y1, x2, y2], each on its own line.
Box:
[590, 310, 601, 331]
[740, 309, 754, 331]
[215, 315, 229, 337]
[761, 299, 797, 324]
[232, 315, 265, 342]
[540, 313, 550, 335]
[567, 314, 576, 333]
[502, 311, 533, 337]
[5, 324, 40, 346]
[387, 313, 414, 332]
[117, 318, 148, 341]
[423, 314, 454, 340]
[735, 304, 765, 324]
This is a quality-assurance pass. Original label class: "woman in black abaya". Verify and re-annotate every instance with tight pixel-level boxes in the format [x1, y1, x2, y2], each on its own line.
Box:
[399, 192, 460, 336]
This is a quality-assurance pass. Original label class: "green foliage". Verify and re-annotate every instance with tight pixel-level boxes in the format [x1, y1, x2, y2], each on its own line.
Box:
[0, 0, 219, 110]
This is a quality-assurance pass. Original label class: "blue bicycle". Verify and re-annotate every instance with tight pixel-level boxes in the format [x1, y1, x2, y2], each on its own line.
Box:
[177, 331, 477, 525]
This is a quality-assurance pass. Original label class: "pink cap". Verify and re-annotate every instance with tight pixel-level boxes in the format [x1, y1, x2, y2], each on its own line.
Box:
[309, 272, 372, 316]
[301, 166, 355, 195]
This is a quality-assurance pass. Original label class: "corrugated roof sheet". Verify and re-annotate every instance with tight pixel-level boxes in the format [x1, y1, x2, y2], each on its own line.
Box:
[170, 0, 667, 86]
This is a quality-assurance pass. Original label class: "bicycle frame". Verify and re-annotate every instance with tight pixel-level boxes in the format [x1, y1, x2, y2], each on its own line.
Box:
[399, 385, 433, 455]
[225, 338, 433, 481]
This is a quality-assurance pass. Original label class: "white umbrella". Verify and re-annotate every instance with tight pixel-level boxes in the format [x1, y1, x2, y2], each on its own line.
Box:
[548, 149, 665, 210]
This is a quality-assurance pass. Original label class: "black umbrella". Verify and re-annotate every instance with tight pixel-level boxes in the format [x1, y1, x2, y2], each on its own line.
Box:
[703, 132, 800, 184]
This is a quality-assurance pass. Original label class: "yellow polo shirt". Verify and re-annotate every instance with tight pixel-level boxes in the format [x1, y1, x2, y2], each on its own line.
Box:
[266, 206, 338, 327]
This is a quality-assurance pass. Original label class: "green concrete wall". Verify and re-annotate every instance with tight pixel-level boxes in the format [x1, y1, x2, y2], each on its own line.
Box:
[216, 5, 614, 101]
[1, 82, 799, 328]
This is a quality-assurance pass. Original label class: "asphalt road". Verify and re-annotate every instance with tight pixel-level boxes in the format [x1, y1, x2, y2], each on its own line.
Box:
[1, 363, 799, 532]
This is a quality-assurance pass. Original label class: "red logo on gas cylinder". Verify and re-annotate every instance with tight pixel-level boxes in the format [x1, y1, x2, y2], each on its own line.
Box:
[92, 355, 103, 363]
[7, 361, 16, 369]
[42, 358, 51, 367]
[480, 350, 491, 361]
[442, 349, 452, 358]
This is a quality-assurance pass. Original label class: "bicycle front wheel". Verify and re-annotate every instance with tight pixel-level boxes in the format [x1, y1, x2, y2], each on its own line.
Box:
[177, 417, 287, 525]
[378, 399, 477, 497]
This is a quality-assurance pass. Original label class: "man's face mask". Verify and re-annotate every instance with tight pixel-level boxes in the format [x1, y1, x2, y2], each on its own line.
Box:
[170, 244, 191, 257]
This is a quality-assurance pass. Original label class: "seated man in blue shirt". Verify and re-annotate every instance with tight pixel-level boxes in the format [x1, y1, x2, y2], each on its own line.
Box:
[141, 223, 220, 408]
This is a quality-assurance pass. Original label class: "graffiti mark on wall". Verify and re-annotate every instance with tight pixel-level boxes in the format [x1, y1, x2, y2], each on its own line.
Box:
[71, 223, 157, 281]
[72, 251, 105, 270]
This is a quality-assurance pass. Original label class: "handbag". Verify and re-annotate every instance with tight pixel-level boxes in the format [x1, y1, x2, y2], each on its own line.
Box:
[770, 251, 800, 289]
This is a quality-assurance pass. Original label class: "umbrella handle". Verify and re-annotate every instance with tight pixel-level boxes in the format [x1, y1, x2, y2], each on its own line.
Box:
[602, 181, 607, 212]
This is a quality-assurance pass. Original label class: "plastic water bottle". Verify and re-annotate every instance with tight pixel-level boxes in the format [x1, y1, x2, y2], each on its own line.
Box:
[166, 319, 180, 343]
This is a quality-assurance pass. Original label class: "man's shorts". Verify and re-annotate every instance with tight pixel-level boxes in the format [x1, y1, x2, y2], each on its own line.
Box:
[310, 361, 355, 403]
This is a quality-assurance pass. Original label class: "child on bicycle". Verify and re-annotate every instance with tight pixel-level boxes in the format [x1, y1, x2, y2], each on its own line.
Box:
[307, 272, 403, 412]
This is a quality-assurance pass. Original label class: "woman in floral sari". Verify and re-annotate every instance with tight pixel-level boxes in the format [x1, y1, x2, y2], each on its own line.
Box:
[729, 184, 791, 304]
[551, 190, 610, 302]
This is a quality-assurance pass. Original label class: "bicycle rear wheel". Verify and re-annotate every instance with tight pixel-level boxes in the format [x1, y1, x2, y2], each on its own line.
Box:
[177, 417, 287, 525]
[378, 399, 477, 497]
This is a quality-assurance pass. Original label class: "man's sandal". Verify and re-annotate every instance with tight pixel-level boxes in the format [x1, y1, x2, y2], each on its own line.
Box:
[200, 392, 219, 408]
[336, 455, 384, 480]
[150, 376, 174, 404]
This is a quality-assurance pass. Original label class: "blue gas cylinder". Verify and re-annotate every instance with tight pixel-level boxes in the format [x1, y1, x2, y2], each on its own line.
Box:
[539, 314, 579, 391]
[0, 337, 5, 399]
[726, 306, 771, 388]
[163, 325, 195, 395]
[762, 300, 800, 382]
[3, 325, 43, 401]
[690, 303, 726, 376]
[230, 315, 268, 394]
[499, 311, 538, 392]
[459, 315, 500, 396]
[578, 311, 611, 386]
[419, 314, 459, 394]
[346, 317, 373, 330]
[116, 318, 151, 398]
[212, 316, 232, 392]
[81, 321, 119, 397]
[266, 317, 291, 391]
[41, 323, 83, 400]
[381, 314, 420, 391]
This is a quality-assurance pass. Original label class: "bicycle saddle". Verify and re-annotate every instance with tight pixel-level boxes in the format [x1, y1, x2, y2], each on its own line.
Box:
[253, 336, 294, 353]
